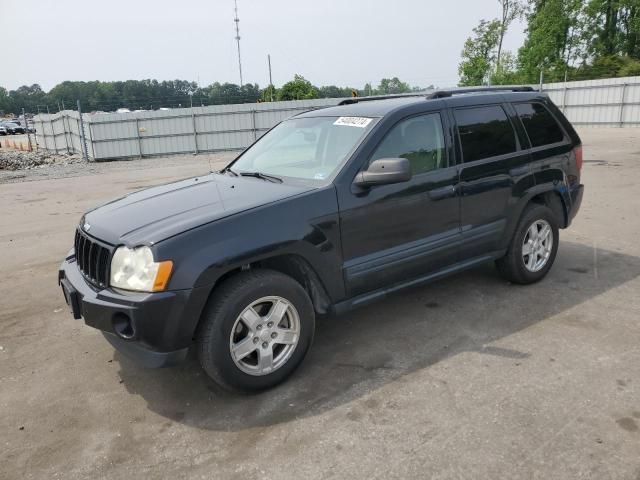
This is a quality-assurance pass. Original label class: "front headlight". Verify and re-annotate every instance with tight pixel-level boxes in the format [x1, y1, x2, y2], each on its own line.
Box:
[110, 246, 173, 292]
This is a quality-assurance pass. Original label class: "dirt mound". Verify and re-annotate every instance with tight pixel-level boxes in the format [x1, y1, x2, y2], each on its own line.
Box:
[0, 150, 83, 171]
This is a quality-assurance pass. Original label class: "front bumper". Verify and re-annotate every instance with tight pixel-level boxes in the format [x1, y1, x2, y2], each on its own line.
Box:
[58, 251, 210, 368]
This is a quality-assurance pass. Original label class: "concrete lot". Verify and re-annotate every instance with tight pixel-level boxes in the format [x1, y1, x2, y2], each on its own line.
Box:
[1, 128, 639, 479]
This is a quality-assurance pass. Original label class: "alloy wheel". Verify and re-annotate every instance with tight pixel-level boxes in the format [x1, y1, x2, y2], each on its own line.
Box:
[522, 219, 553, 272]
[229, 296, 301, 376]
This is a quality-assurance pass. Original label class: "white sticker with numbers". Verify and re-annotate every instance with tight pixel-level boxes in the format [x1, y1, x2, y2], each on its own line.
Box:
[333, 116, 372, 128]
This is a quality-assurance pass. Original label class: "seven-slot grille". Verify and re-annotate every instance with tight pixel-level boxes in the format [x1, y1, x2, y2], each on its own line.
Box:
[74, 228, 112, 287]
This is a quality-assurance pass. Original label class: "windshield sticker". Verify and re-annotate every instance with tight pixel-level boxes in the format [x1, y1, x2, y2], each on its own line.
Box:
[333, 117, 372, 128]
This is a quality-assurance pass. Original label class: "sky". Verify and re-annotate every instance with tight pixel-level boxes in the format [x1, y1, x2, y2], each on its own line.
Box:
[0, 0, 525, 92]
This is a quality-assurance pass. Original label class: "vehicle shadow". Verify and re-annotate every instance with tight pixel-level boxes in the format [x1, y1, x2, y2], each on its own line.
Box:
[115, 240, 640, 431]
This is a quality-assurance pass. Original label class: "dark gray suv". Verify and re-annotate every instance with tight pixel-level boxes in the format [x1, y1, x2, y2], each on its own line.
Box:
[59, 86, 584, 392]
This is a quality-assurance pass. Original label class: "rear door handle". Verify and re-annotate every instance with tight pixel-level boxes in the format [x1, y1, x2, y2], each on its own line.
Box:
[428, 185, 457, 201]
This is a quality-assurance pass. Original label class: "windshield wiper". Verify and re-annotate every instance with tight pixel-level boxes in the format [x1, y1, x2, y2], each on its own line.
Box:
[222, 166, 239, 176]
[239, 171, 283, 183]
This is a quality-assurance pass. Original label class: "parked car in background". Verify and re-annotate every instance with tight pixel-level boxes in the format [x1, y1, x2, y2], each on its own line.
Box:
[1, 121, 25, 134]
[11, 122, 26, 134]
[1, 122, 17, 134]
[0, 125, 7, 136]
[59, 86, 584, 392]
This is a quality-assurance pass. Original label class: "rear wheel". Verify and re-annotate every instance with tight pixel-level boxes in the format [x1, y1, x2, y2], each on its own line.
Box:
[496, 204, 559, 284]
[197, 269, 315, 392]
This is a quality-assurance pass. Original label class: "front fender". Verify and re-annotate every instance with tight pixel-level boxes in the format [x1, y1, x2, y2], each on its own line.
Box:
[154, 187, 344, 302]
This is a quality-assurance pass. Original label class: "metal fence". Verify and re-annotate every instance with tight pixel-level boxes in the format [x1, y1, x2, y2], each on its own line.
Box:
[539, 76, 640, 127]
[33, 109, 89, 156]
[33, 98, 341, 161]
[33, 76, 640, 161]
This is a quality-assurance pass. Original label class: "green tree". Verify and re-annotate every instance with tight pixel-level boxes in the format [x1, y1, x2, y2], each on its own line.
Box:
[0, 86, 11, 113]
[261, 85, 277, 102]
[277, 75, 318, 101]
[586, 0, 640, 59]
[362, 83, 374, 96]
[458, 19, 502, 86]
[570, 53, 640, 79]
[377, 77, 411, 94]
[205, 82, 242, 105]
[318, 85, 341, 97]
[619, 55, 640, 74]
[240, 83, 261, 103]
[621, 0, 640, 58]
[7, 84, 48, 113]
[517, 0, 586, 83]
[497, 0, 525, 71]
[492, 50, 523, 84]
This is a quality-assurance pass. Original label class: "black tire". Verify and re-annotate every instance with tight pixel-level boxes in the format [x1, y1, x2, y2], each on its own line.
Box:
[196, 269, 315, 393]
[496, 203, 559, 284]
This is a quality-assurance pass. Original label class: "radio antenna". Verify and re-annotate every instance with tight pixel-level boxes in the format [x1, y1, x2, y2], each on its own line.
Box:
[234, 0, 243, 86]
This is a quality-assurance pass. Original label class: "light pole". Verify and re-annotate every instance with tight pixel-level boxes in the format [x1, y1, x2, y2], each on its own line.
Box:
[268, 54, 274, 102]
[234, 0, 243, 86]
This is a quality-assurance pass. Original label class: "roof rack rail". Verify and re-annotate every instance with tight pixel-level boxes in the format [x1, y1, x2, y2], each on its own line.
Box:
[337, 86, 536, 105]
[338, 92, 432, 105]
[426, 85, 535, 99]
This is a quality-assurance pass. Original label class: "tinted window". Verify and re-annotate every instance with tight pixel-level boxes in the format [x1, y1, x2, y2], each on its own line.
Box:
[371, 113, 446, 175]
[514, 102, 565, 147]
[454, 106, 517, 162]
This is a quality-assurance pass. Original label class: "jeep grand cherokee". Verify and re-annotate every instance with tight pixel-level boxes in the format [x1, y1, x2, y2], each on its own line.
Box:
[59, 87, 584, 392]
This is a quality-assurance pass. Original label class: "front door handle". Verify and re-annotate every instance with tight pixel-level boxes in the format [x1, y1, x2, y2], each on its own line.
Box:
[428, 185, 457, 201]
[509, 165, 530, 176]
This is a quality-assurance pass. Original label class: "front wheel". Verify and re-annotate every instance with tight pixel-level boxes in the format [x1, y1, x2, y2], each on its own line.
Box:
[496, 204, 559, 284]
[197, 269, 315, 392]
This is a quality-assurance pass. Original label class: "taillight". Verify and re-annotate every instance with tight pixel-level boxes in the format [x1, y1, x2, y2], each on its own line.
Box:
[574, 145, 583, 172]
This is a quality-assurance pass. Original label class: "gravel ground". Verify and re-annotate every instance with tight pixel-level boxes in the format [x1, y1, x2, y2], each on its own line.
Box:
[0, 150, 83, 172]
[1, 128, 640, 480]
[0, 151, 239, 184]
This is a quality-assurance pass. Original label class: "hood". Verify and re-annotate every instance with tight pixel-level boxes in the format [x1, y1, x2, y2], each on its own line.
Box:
[83, 173, 314, 245]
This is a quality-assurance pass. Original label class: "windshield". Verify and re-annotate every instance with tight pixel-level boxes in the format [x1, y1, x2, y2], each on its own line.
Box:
[230, 116, 376, 181]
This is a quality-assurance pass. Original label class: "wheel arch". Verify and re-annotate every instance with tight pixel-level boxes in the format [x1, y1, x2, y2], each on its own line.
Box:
[529, 189, 568, 228]
[501, 185, 569, 251]
[199, 253, 333, 319]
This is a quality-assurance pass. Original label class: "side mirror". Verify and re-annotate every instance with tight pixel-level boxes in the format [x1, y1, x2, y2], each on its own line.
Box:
[353, 158, 412, 188]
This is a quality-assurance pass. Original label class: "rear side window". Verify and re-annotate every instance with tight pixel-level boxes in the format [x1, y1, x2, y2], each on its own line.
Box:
[370, 113, 446, 175]
[454, 106, 517, 162]
[514, 102, 565, 147]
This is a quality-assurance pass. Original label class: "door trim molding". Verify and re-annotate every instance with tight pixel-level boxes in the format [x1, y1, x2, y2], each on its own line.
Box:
[344, 227, 461, 281]
[335, 250, 505, 315]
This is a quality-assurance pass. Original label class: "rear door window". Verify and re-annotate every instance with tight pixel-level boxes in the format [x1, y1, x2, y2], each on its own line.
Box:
[454, 106, 517, 162]
[513, 102, 565, 147]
